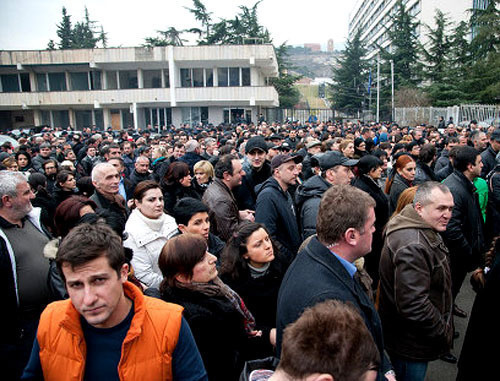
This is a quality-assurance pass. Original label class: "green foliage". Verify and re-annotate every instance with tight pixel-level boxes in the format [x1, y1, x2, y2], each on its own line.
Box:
[144, 27, 187, 47]
[329, 30, 368, 115]
[52, 6, 106, 49]
[269, 43, 301, 108]
[46, 40, 56, 50]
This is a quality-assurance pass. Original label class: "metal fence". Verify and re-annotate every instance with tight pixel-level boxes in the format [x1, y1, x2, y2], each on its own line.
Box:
[395, 104, 500, 127]
[264, 108, 334, 124]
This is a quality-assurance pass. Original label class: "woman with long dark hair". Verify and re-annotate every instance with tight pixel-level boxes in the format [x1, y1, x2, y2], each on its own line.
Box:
[220, 222, 290, 352]
[385, 154, 416, 214]
[161, 161, 201, 213]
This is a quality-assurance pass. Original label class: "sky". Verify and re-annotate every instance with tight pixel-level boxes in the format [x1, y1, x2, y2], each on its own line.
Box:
[0, 0, 352, 51]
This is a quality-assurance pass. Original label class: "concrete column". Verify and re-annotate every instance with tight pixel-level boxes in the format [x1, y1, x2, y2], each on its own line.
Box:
[102, 70, 108, 89]
[168, 46, 176, 107]
[29, 72, 37, 92]
[33, 110, 42, 125]
[65, 71, 71, 91]
[103, 108, 112, 129]
[68, 109, 76, 130]
[137, 69, 144, 89]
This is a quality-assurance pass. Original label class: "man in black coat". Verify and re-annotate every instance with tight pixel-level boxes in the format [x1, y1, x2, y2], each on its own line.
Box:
[442, 146, 485, 318]
[255, 154, 303, 260]
[480, 128, 500, 178]
[276, 185, 395, 381]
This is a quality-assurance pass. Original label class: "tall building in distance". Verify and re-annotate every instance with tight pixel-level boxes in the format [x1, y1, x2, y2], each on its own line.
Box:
[348, 0, 490, 60]
[327, 39, 335, 52]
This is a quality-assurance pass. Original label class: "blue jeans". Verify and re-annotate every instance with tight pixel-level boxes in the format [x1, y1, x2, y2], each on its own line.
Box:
[390, 354, 428, 381]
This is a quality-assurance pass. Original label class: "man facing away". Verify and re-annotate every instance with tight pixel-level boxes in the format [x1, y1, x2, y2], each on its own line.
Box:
[22, 222, 207, 381]
[276, 185, 395, 381]
[379, 182, 454, 381]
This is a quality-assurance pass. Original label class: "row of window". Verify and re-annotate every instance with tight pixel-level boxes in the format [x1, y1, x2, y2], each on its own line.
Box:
[0, 66, 253, 93]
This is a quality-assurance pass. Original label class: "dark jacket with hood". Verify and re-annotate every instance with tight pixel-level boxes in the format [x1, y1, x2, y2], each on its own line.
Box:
[295, 175, 330, 240]
[233, 159, 271, 211]
[379, 204, 453, 361]
[389, 173, 412, 214]
[414, 161, 437, 184]
[481, 145, 498, 178]
[255, 177, 301, 259]
[434, 149, 451, 173]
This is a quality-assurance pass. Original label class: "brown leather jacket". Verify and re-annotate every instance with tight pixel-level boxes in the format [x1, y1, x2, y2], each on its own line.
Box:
[202, 178, 240, 241]
[379, 205, 453, 361]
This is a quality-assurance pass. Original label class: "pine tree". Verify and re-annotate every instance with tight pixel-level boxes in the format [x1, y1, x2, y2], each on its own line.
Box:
[386, 0, 423, 88]
[269, 44, 301, 108]
[47, 40, 56, 50]
[423, 10, 451, 83]
[56, 7, 73, 49]
[329, 30, 368, 115]
[184, 0, 212, 43]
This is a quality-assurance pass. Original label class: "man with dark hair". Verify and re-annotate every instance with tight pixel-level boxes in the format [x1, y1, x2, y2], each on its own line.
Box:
[22, 223, 208, 380]
[234, 136, 272, 210]
[0, 171, 52, 379]
[296, 151, 358, 239]
[256, 154, 303, 259]
[271, 300, 380, 381]
[42, 159, 58, 194]
[78, 145, 98, 177]
[276, 185, 395, 380]
[480, 128, 500, 178]
[379, 182, 454, 379]
[121, 140, 136, 177]
[443, 146, 485, 319]
[172, 197, 225, 258]
[414, 144, 437, 184]
[202, 154, 253, 241]
[435, 137, 459, 173]
[32, 143, 54, 172]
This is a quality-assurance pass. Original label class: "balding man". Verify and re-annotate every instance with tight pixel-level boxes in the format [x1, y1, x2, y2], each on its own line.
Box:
[90, 163, 129, 235]
[129, 156, 152, 191]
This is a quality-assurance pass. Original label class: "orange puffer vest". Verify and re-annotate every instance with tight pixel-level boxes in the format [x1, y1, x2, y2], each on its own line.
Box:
[37, 282, 183, 381]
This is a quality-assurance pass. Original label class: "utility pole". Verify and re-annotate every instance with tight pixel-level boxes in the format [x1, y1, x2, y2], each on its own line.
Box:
[376, 53, 380, 123]
[390, 59, 394, 122]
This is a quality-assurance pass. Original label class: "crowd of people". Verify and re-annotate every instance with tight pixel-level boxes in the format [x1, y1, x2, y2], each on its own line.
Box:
[1, 118, 499, 381]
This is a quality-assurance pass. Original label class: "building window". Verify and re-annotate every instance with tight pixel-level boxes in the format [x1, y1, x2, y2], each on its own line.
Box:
[205, 69, 213, 87]
[90, 71, 102, 90]
[143, 70, 162, 88]
[229, 68, 239, 86]
[53, 110, 69, 128]
[1, 74, 20, 92]
[182, 107, 209, 125]
[106, 71, 118, 89]
[37, 74, 48, 92]
[75, 110, 93, 129]
[164, 69, 170, 88]
[193, 68, 204, 87]
[242, 68, 251, 86]
[20, 73, 31, 92]
[145, 107, 172, 127]
[48, 73, 67, 91]
[70, 72, 89, 91]
[119, 70, 138, 89]
[218, 68, 229, 87]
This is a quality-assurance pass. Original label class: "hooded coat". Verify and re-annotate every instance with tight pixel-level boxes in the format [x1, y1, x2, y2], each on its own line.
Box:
[295, 175, 330, 240]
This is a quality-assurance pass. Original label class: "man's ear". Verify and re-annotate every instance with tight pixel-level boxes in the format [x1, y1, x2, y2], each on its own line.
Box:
[120, 263, 129, 282]
[344, 227, 357, 246]
[0, 195, 11, 207]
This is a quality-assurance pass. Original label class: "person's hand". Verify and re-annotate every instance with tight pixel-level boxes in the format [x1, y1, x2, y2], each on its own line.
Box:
[269, 328, 276, 347]
[385, 371, 397, 381]
[127, 199, 135, 209]
[239, 209, 255, 222]
[249, 330, 263, 337]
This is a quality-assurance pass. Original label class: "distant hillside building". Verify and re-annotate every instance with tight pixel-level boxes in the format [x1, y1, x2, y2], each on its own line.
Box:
[348, 0, 490, 60]
[304, 43, 322, 52]
[0, 45, 279, 131]
[327, 39, 334, 52]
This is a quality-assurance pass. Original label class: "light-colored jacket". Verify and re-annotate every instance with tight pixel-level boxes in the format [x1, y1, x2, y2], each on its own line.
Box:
[123, 209, 178, 289]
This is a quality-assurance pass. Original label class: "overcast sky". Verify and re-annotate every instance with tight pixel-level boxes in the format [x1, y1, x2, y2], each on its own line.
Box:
[0, 0, 352, 51]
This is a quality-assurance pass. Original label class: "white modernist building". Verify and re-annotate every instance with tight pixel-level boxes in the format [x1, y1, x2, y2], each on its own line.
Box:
[0, 44, 279, 131]
[348, 0, 490, 60]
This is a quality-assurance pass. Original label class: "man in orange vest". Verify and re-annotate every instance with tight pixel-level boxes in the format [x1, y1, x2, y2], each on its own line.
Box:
[22, 222, 207, 381]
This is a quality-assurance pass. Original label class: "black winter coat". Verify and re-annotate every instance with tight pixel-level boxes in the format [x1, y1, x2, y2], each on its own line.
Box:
[352, 175, 389, 286]
[414, 161, 437, 184]
[161, 286, 248, 381]
[255, 178, 301, 259]
[480, 146, 497, 178]
[162, 183, 201, 214]
[389, 173, 412, 214]
[442, 170, 485, 268]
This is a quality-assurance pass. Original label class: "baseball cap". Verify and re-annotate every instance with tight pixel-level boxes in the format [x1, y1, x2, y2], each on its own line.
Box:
[271, 154, 303, 171]
[246, 137, 269, 154]
[319, 151, 358, 171]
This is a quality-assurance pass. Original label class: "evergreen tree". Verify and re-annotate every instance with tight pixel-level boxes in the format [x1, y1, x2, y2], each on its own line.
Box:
[269, 44, 301, 108]
[385, 0, 423, 88]
[144, 27, 187, 47]
[329, 30, 368, 115]
[423, 10, 451, 83]
[184, 0, 212, 43]
[47, 40, 56, 50]
[56, 7, 73, 49]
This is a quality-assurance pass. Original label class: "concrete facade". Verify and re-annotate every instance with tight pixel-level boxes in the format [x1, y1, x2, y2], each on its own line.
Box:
[0, 44, 279, 131]
[348, 0, 487, 60]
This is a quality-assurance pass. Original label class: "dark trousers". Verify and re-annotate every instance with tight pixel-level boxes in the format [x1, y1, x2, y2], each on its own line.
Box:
[449, 253, 469, 300]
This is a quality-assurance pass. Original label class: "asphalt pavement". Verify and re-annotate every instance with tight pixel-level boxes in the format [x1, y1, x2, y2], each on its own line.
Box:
[425, 279, 475, 381]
